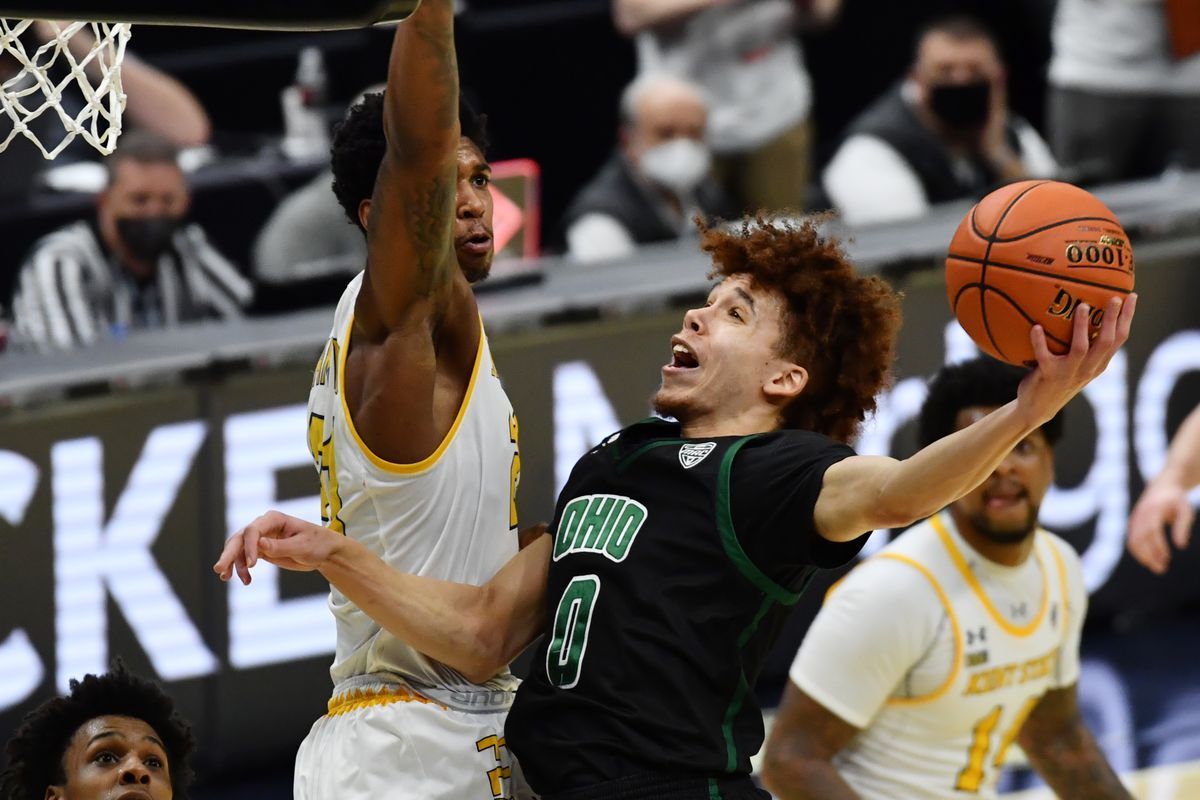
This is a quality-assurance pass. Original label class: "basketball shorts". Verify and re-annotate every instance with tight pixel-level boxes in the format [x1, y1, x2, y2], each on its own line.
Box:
[294, 676, 536, 800]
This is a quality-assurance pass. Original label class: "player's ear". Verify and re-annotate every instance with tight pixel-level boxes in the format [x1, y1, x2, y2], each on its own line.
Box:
[45, 784, 65, 800]
[765, 363, 808, 401]
[357, 198, 372, 231]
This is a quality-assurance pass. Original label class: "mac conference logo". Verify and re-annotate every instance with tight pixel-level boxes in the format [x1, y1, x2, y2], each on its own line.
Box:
[678, 442, 716, 469]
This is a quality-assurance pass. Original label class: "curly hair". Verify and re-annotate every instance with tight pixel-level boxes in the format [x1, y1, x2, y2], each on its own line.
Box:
[918, 356, 1063, 448]
[331, 91, 491, 231]
[700, 215, 903, 443]
[1, 661, 196, 800]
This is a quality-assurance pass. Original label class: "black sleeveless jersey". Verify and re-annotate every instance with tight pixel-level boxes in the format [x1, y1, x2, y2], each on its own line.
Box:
[506, 419, 866, 799]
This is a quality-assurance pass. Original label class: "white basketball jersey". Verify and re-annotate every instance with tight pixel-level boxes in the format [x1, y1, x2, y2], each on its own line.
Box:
[307, 273, 520, 693]
[796, 513, 1081, 800]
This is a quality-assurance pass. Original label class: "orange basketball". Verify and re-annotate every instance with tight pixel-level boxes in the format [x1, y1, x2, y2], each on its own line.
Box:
[945, 180, 1135, 366]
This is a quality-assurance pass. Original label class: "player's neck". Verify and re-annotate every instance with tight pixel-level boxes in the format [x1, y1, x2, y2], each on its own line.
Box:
[678, 407, 779, 439]
[947, 507, 1037, 568]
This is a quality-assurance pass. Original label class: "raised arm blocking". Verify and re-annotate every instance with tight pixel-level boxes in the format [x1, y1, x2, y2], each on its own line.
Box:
[357, 0, 463, 338]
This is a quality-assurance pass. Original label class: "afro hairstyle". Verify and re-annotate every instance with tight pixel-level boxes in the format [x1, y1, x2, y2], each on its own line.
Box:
[918, 356, 1064, 448]
[0, 660, 196, 800]
[330, 91, 490, 232]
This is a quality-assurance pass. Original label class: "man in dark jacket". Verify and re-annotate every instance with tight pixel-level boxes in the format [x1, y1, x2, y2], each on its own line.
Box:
[563, 73, 736, 263]
[823, 15, 1057, 227]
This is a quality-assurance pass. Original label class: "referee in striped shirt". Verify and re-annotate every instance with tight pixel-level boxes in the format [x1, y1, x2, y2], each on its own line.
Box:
[10, 131, 253, 352]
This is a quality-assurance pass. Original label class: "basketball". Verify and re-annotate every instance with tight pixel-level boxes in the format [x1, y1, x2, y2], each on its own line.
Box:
[945, 180, 1135, 367]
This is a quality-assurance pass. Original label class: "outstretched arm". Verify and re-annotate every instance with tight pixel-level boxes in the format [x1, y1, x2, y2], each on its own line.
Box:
[214, 512, 551, 683]
[1128, 404, 1200, 573]
[1018, 686, 1132, 799]
[815, 295, 1135, 542]
[357, 0, 462, 338]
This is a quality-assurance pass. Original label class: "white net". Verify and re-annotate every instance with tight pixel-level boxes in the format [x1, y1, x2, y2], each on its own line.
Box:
[0, 19, 130, 159]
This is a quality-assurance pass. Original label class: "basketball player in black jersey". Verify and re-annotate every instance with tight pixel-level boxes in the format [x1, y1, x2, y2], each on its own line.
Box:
[222, 217, 1135, 800]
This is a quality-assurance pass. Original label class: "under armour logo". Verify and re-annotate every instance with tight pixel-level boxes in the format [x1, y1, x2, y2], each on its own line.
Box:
[679, 442, 716, 469]
[1011, 602, 1029, 619]
[966, 627, 987, 646]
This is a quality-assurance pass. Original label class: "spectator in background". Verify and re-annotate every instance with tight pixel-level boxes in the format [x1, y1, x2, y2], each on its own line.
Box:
[251, 167, 365, 308]
[823, 16, 1057, 227]
[562, 73, 735, 263]
[0, 661, 195, 800]
[9, 131, 252, 352]
[249, 87, 383, 309]
[613, 0, 841, 214]
[1047, 0, 1200, 184]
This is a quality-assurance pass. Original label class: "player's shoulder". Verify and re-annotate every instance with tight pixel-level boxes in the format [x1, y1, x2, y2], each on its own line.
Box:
[829, 535, 945, 608]
[341, 270, 365, 301]
[816, 556, 948, 646]
[875, 516, 945, 562]
[741, 428, 857, 463]
[1038, 528, 1086, 590]
[330, 271, 366, 326]
[830, 518, 958, 601]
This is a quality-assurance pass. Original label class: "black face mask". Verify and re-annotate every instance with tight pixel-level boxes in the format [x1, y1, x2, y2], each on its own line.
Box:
[116, 216, 183, 261]
[928, 81, 991, 131]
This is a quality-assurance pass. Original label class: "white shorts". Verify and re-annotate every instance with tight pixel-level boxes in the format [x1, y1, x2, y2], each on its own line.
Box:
[294, 679, 533, 800]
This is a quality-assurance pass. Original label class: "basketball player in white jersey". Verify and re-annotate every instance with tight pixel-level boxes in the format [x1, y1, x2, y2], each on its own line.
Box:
[216, 2, 529, 797]
[762, 356, 1132, 800]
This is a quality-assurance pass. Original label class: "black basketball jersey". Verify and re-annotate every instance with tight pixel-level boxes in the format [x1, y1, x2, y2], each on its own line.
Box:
[506, 419, 866, 799]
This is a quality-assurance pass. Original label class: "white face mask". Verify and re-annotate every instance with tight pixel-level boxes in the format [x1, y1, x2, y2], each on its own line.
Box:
[638, 137, 712, 197]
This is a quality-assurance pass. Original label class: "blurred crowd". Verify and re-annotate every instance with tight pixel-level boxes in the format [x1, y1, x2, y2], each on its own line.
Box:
[0, 0, 1196, 354]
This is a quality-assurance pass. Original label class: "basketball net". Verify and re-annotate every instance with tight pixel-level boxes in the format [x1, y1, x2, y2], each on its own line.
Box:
[0, 19, 130, 158]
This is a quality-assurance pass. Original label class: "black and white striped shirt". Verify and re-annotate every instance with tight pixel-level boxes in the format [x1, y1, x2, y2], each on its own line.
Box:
[11, 220, 254, 352]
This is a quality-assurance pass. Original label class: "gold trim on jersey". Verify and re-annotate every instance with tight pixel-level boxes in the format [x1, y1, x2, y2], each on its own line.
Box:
[326, 685, 448, 718]
[336, 313, 486, 475]
[1047, 536, 1070, 634]
[931, 515, 1049, 638]
[878, 552, 964, 706]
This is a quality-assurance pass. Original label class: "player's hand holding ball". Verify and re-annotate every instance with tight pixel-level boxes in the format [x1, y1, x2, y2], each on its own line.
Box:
[946, 180, 1135, 366]
[945, 180, 1137, 425]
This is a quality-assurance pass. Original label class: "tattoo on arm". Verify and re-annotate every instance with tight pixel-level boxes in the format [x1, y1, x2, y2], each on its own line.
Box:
[414, 23, 458, 134]
[406, 173, 455, 298]
[1019, 687, 1132, 800]
[364, 0, 460, 317]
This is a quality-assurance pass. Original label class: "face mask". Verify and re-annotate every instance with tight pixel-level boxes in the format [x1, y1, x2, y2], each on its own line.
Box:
[639, 138, 712, 197]
[116, 216, 183, 260]
[928, 81, 991, 131]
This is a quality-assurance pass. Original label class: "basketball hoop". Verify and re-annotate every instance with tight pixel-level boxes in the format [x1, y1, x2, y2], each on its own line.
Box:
[0, 1, 422, 159]
[0, 19, 130, 158]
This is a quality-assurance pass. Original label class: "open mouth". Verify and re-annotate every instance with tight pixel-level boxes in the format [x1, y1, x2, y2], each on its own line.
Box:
[459, 232, 493, 254]
[669, 340, 699, 369]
